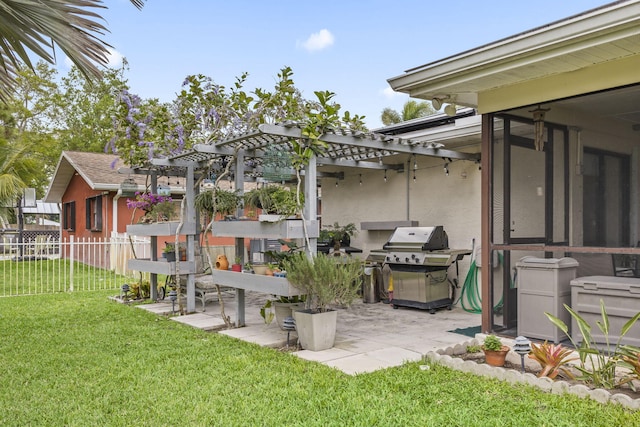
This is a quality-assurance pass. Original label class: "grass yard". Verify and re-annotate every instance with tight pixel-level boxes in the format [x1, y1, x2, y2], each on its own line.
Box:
[1, 291, 639, 426]
[0, 259, 134, 296]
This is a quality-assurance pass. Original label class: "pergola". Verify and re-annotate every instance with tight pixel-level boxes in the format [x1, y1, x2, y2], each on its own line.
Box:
[131, 121, 480, 315]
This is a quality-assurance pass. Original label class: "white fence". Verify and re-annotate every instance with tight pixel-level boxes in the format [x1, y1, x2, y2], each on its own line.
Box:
[0, 235, 150, 297]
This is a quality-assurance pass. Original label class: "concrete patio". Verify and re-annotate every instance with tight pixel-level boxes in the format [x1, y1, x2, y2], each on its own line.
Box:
[137, 290, 481, 375]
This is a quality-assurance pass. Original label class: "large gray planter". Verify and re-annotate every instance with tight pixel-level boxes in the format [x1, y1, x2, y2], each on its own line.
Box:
[274, 302, 305, 330]
[293, 309, 337, 351]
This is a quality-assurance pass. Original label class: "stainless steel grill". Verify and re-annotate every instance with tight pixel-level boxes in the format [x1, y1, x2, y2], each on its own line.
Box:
[368, 226, 471, 313]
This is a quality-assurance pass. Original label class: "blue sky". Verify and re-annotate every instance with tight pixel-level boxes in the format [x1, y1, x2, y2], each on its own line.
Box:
[76, 0, 613, 129]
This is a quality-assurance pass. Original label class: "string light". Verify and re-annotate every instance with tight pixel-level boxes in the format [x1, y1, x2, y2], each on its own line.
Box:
[335, 179, 339, 187]
[413, 169, 416, 183]
[359, 174, 362, 186]
[444, 162, 449, 176]
[384, 170, 387, 183]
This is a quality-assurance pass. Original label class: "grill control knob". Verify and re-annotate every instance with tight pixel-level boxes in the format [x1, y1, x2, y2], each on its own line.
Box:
[415, 258, 421, 263]
[405, 257, 410, 263]
[395, 256, 400, 262]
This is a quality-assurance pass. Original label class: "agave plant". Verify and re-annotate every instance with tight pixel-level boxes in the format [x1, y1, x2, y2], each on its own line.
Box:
[528, 341, 577, 379]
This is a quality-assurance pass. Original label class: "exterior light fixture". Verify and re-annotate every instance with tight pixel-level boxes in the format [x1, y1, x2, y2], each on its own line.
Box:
[282, 316, 296, 349]
[513, 336, 532, 373]
[432, 98, 443, 110]
[120, 283, 130, 301]
[444, 104, 457, 116]
[169, 289, 178, 313]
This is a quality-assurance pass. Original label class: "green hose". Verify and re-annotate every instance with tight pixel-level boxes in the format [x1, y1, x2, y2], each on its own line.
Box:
[456, 253, 504, 313]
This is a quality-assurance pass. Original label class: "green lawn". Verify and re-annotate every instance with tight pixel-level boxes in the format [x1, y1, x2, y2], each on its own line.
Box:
[0, 259, 135, 296]
[1, 291, 638, 426]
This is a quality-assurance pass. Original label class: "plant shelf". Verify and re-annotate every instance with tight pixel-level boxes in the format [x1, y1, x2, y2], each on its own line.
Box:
[126, 221, 197, 236]
[210, 269, 303, 297]
[211, 219, 319, 239]
[128, 258, 196, 275]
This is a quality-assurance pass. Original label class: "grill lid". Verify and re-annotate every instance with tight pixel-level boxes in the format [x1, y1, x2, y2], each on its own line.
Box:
[382, 226, 448, 251]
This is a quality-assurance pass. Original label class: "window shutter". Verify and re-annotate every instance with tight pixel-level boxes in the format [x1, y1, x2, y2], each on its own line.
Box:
[86, 199, 91, 229]
[70, 202, 76, 231]
[96, 197, 103, 231]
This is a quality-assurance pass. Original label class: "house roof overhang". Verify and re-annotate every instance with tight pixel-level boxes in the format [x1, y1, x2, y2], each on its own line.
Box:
[44, 151, 184, 203]
[387, 0, 640, 114]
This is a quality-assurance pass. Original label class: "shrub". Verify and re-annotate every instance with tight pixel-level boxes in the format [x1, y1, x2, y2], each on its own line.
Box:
[545, 300, 640, 389]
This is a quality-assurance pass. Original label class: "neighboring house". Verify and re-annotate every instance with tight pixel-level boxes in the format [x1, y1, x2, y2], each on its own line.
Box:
[43, 151, 246, 268]
[44, 151, 173, 240]
[384, 0, 640, 334]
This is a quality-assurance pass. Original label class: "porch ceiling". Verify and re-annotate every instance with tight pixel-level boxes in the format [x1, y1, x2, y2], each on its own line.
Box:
[387, 1, 640, 113]
[149, 122, 481, 178]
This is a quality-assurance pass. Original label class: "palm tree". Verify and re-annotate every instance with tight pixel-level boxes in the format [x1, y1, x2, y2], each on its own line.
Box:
[0, 0, 145, 101]
[380, 99, 435, 126]
[0, 138, 40, 224]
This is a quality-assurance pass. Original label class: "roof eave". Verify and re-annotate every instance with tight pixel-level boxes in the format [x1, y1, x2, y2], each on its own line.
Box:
[387, 1, 640, 106]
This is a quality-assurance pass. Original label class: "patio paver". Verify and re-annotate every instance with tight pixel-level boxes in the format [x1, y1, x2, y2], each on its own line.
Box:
[136, 291, 481, 375]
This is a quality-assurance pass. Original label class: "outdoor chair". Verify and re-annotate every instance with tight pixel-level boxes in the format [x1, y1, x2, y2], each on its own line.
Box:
[34, 235, 50, 256]
[2, 236, 17, 257]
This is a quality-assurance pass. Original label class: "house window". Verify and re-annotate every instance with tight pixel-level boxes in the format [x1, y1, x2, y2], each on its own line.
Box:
[85, 196, 102, 231]
[63, 201, 76, 231]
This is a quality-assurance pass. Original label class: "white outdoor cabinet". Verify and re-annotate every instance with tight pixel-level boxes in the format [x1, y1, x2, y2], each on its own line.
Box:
[516, 257, 578, 343]
[570, 276, 640, 348]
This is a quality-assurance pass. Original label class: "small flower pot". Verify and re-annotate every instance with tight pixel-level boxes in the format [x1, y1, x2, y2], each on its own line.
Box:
[231, 264, 242, 272]
[483, 346, 510, 367]
[164, 251, 176, 263]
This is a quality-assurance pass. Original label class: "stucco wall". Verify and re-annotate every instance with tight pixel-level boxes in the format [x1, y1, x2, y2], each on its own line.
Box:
[320, 152, 481, 283]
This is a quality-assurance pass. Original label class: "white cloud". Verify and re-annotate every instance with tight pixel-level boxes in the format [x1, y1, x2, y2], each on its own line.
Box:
[106, 48, 124, 67]
[61, 47, 124, 70]
[298, 29, 334, 52]
[381, 86, 403, 99]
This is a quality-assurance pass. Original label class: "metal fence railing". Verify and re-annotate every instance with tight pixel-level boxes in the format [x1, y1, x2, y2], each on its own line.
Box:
[0, 235, 150, 297]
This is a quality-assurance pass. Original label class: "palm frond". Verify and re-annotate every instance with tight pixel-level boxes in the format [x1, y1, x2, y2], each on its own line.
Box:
[0, 0, 145, 101]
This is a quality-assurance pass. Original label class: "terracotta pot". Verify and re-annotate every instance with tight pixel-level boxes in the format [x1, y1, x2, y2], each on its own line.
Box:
[231, 264, 242, 272]
[215, 254, 229, 270]
[483, 346, 510, 367]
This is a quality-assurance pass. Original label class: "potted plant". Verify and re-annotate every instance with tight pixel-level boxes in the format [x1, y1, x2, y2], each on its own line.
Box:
[195, 188, 240, 219]
[282, 252, 363, 351]
[482, 334, 510, 367]
[127, 191, 175, 223]
[231, 256, 242, 272]
[163, 242, 176, 262]
[244, 185, 301, 222]
[319, 222, 358, 251]
[271, 295, 306, 331]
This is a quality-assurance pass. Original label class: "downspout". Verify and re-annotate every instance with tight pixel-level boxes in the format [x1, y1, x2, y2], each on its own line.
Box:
[113, 189, 122, 237]
[406, 158, 411, 220]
